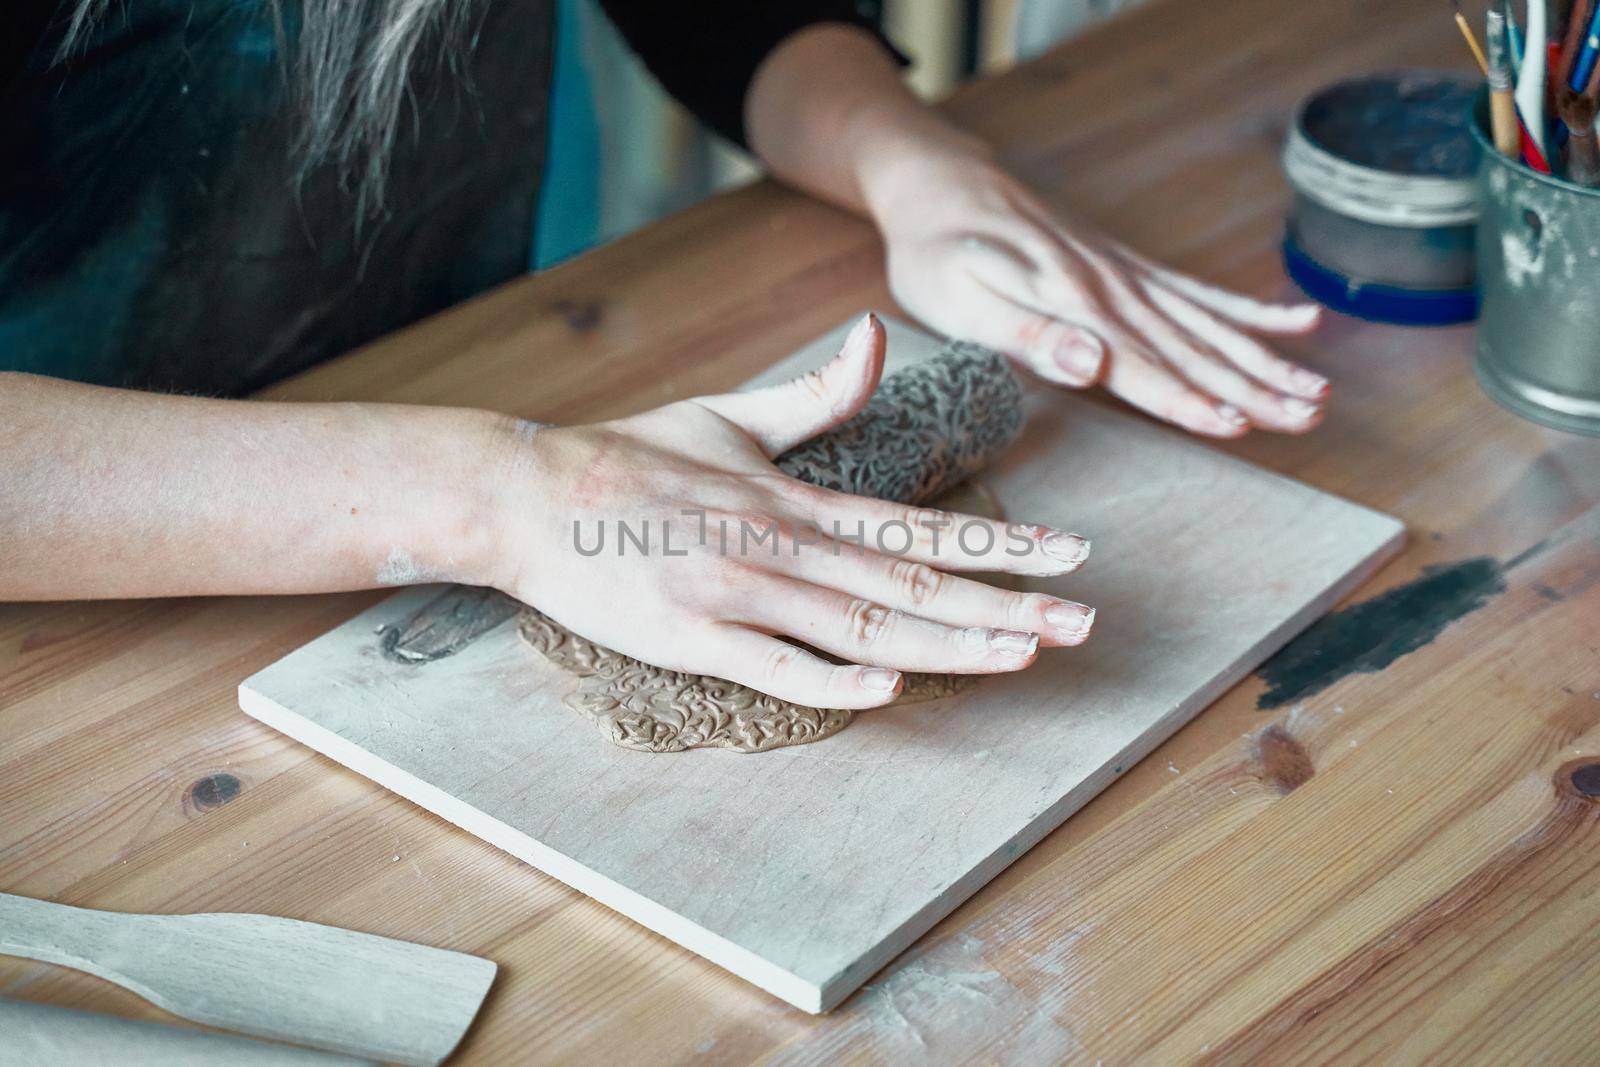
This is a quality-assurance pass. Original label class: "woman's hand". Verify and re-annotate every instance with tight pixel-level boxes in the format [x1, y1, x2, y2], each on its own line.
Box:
[864, 150, 1331, 439]
[484, 315, 1095, 710]
[745, 23, 1326, 439]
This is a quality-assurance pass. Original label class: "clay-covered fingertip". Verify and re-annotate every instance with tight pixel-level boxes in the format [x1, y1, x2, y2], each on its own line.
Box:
[1268, 303, 1323, 334]
[1288, 366, 1331, 398]
[846, 312, 884, 350]
[1193, 415, 1251, 439]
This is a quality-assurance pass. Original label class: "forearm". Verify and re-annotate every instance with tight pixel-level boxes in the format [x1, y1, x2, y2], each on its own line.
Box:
[0, 373, 511, 600]
[745, 23, 993, 221]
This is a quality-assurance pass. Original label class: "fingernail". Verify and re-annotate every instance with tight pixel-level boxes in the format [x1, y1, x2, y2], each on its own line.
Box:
[1282, 396, 1320, 420]
[1044, 601, 1095, 634]
[859, 667, 901, 691]
[1040, 531, 1091, 565]
[843, 313, 877, 352]
[1216, 403, 1249, 427]
[1290, 368, 1329, 396]
[1054, 335, 1104, 382]
[988, 629, 1038, 656]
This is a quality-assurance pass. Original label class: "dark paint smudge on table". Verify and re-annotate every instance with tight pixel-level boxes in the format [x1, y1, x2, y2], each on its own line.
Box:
[1256, 556, 1507, 709]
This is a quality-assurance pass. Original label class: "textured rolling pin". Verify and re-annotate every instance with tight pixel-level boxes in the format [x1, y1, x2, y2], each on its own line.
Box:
[774, 339, 1026, 503]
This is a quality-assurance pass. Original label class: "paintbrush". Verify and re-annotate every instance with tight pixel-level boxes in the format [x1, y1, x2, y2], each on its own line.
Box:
[1555, 0, 1580, 81]
[1449, 0, 1490, 73]
[1488, 1, 1523, 156]
[1558, 48, 1600, 182]
[1557, 86, 1600, 181]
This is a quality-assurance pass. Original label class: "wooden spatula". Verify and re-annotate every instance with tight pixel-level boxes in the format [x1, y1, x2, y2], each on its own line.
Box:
[2, 997, 372, 1065]
[0, 892, 495, 1066]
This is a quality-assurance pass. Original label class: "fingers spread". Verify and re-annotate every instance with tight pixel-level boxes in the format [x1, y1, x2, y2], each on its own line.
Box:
[697, 312, 886, 457]
[960, 230, 1253, 436]
[1096, 335, 1254, 437]
[1113, 247, 1323, 335]
[964, 288, 1106, 386]
[743, 580, 1041, 675]
[787, 487, 1093, 577]
[1141, 280, 1330, 401]
[962, 226, 1294, 438]
[1130, 287, 1322, 434]
[779, 546, 1096, 647]
[705, 626, 903, 709]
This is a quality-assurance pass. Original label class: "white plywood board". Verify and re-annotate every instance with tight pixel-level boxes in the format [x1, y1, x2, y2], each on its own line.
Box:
[240, 318, 1404, 1013]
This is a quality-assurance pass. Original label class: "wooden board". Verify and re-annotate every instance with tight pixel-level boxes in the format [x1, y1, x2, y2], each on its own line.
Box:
[238, 318, 1403, 1013]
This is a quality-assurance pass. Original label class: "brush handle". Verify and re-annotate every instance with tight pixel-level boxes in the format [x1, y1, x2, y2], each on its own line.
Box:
[1567, 130, 1600, 183]
[1491, 90, 1523, 156]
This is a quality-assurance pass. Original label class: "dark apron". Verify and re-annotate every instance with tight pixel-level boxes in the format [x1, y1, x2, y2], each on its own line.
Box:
[0, 0, 552, 394]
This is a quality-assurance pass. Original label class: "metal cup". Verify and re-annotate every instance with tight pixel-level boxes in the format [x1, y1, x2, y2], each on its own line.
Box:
[1472, 94, 1600, 436]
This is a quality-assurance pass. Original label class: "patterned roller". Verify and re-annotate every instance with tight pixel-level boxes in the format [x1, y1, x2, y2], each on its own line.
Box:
[774, 341, 1025, 505]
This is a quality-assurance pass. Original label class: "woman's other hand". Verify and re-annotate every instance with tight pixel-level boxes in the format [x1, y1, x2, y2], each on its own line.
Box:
[866, 151, 1330, 439]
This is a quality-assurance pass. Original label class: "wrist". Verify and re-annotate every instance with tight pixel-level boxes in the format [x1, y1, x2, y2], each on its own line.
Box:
[853, 115, 998, 232]
[378, 405, 521, 592]
[457, 409, 557, 597]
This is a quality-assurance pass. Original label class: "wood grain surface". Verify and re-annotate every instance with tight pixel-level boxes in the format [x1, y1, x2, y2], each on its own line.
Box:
[4, 0, 1599, 1062]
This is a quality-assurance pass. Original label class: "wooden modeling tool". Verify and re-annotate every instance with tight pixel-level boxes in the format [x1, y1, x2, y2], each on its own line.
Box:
[1450, 0, 1491, 72]
[1, 998, 371, 1066]
[0, 892, 495, 1066]
[1489, 2, 1524, 155]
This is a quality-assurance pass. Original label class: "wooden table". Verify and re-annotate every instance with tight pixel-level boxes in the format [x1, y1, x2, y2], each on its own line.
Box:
[5, 0, 1598, 1061]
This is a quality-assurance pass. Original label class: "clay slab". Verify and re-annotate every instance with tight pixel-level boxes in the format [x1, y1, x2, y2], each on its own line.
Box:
[240, 318, 1404, 1012]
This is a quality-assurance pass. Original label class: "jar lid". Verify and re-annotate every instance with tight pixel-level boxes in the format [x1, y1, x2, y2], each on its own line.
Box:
[1283, 236, 1478, 326]
[1283, 72, 1480, 228]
